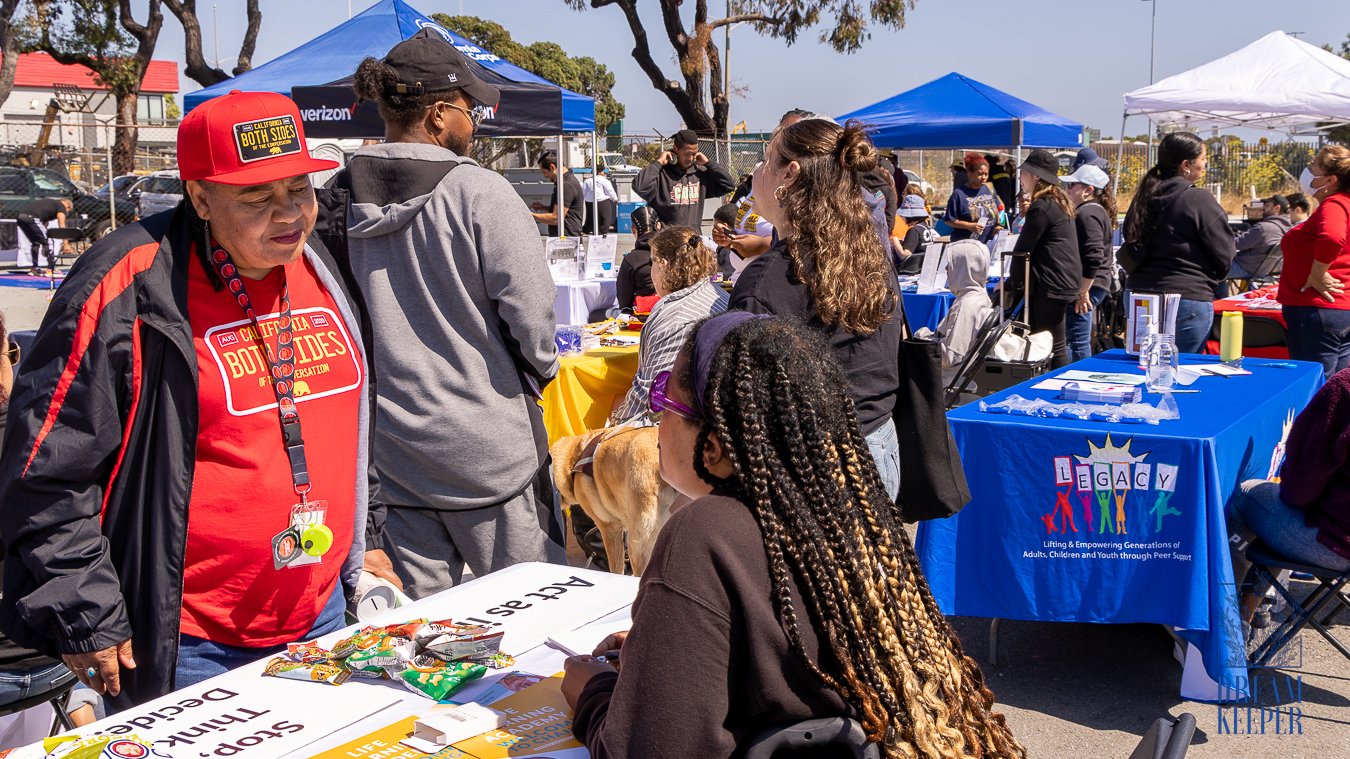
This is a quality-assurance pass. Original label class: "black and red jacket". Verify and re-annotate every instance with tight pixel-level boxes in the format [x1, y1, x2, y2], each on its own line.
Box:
[0, 200, 380, 708]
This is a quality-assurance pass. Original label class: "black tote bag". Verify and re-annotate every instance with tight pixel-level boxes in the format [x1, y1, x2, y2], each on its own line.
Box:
[891, 305, 971, 522]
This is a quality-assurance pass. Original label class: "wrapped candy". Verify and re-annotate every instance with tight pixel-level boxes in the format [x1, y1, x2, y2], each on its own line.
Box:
[263, 656, 351, 686]
[398, 655, 486, 701]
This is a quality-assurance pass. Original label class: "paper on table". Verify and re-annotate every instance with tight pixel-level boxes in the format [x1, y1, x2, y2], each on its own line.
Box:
[546, 605, 633, 657]
[1055, 370, 1147, 385]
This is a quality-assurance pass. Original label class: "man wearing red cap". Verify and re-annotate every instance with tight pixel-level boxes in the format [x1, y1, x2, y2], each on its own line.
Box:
[0, 91, 393, 707]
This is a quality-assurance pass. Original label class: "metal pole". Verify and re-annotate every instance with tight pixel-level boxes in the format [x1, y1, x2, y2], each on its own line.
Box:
[591, 132, 599, 236]
[724, 0, 732, 166]
[106, 119, 116, 231]
[1114, 114, 1128, 197]
[1146, 0, 1157, 168]
[213, 4, 220, 68]
[556, 134, 565, 237]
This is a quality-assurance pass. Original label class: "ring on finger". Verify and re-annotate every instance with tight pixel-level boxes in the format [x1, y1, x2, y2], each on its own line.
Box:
[84, 666, 98, 679]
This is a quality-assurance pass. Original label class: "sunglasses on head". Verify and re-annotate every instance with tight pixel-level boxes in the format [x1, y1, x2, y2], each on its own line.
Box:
[650, 371, 701, 422]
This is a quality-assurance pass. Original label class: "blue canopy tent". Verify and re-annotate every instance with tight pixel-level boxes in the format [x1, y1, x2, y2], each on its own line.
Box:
[183, 0, 596, 138]
[836, 72, 1083, 150]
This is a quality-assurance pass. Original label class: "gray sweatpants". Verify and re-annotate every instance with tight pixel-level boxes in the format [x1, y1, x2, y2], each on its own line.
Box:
[384, 465, 568, 600]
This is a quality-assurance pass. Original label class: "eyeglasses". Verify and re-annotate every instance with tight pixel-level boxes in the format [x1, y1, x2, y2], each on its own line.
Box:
[441, 101, 486, 128]
[4, 339, 18, 366]
[650, 371, 701, 422]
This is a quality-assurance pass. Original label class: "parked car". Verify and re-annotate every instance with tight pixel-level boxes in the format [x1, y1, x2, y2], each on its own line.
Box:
[95, 174, 141, 216]
[0, 165, 137, 240]
[130, 170, 182, 219]
[903, 170, 934, 198]
[598, 151, 642, 174]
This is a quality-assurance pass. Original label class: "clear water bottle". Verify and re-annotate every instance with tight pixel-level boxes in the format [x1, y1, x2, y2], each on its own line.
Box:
[1144, 333, 1179, 392]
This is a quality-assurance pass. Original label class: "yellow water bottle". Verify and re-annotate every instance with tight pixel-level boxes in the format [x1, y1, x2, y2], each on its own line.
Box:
[1220, 311, 1244, 367]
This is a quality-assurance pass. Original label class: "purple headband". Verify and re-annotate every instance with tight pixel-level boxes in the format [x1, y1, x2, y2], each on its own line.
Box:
[691, 311, 770, 413]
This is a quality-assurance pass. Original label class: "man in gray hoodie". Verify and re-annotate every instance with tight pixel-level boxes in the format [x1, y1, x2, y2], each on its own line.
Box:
[330, 30, 565, 598]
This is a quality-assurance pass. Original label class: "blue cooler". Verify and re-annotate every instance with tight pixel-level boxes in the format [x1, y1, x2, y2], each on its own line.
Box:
[617, 201, 647, 233]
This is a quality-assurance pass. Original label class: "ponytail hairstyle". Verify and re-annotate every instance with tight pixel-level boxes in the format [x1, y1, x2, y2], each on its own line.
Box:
[353, 56, 440, 128]
[650, 226, 716, 292]
[678, 317, 1026, 758]
[630, 205, 661, 237]
[1314, 144, 1350, 196]
[1091, 181, 1120, 231]
[771, 119, 897, 334]
[1123, 131, 1204, 245]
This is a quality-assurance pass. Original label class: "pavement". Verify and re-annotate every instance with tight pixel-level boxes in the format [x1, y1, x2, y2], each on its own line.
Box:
[2, 254, 1347, 758]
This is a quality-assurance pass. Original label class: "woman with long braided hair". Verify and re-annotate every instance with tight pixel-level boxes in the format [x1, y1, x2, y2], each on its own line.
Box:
[561, 313, 1024, 759]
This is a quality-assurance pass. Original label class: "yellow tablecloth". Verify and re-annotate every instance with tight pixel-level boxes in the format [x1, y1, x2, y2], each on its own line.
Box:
[541, 341, 640, 444]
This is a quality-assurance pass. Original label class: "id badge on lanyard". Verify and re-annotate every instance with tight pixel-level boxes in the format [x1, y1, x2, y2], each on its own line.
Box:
[208, 242, 336, 571]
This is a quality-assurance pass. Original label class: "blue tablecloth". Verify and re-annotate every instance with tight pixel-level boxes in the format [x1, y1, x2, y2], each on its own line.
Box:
[917, 350, 1323, 697]
[901, 281, 1001, 332]
[901, 291, 955, 332]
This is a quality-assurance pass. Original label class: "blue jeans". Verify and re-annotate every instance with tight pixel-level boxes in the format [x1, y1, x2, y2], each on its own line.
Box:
[1173, 298, 1215, 354]
[865, 417, 901, 502]
[1282, 305, 1350, 378]
[175, 585, 347, 689]
[0, 660, 74, 706]
[1064, 286, 1107, 363]
[1227, 480, 1350, 575]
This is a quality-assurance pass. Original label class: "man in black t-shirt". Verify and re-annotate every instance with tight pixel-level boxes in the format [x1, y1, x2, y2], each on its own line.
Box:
[17, 197, 71, 276]
[532, 151, 585, 236]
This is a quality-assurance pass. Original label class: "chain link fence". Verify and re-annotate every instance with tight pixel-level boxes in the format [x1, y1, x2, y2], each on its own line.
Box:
[0, 119, 177, 190]
[593, 131, 1319, 218]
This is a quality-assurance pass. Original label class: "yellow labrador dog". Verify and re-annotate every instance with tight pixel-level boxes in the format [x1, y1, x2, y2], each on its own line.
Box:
[552, 426, 676, 575]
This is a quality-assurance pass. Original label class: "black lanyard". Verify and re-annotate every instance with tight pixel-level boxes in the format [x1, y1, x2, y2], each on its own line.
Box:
[208, 242, 311, 501]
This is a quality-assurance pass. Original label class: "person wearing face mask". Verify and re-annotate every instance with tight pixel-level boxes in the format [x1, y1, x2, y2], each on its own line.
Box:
[1121, 132, 1235, 353]
[334, 31, 566, 599]
[1060, 163, 1118, 361]
[1276, 146, 1350, 375]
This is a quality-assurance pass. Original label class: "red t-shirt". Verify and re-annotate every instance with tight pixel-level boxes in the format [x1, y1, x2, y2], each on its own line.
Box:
[181, 252, 363, 647]
[1277, 193, 1350, 310]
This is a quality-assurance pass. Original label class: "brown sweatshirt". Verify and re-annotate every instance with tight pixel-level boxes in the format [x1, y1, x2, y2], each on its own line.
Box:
[572, 492, 853, 757]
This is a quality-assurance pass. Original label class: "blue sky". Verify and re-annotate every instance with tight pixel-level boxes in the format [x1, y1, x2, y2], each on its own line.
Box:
[166, 0, 1350, 136]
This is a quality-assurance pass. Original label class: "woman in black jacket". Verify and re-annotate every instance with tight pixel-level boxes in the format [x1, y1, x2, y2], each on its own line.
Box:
[1011, 150, 1081, 368]
[616, 206, 661, 311]
[728, 119, 903, 500]
[1061, 163, 1117, 361]
[1122, 132, 1235, 353]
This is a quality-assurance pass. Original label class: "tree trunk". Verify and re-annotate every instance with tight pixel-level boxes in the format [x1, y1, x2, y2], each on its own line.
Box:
[0, 0, 21, 106]
[113, 91, 138, 175]
[165, 0, 261, 86]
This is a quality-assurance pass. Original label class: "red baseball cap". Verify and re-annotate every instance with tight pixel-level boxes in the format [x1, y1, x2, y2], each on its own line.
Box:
[178, 90, 338, 186]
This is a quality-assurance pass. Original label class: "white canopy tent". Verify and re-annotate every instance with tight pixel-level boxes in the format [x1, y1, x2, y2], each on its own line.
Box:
[1115, 31, 1350, 190]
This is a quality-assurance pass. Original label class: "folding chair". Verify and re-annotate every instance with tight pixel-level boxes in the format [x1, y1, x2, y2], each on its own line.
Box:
[1126, 713, 1197, 759]
[0, 668, 78, 736]
[1244, 541, 1350, 668]
[943, 311, 1010, 409]
[1225, 243, 1282, 295]
[743, 717, 879, 759]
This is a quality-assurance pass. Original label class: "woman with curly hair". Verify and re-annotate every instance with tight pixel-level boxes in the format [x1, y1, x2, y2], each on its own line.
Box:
[728, 119, 904, 499]
[610, 226, 728, 424]
[561, 313, 1025, 759]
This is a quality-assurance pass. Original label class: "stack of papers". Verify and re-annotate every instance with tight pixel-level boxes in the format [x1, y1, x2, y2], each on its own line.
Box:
[1060, 381, 1143, 404]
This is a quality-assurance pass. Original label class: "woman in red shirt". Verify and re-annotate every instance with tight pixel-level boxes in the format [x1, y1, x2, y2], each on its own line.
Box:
[1277, 145, 1350, 375]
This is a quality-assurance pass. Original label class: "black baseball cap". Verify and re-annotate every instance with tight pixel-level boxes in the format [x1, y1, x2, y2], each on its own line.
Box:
[382, 29, 500, 107]
[1261, 194, 1290, 212]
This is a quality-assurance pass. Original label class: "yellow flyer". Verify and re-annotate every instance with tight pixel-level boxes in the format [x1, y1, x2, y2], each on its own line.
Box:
[309, 717, 472, 759]
[451, 675, 586, 758]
